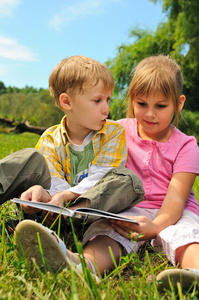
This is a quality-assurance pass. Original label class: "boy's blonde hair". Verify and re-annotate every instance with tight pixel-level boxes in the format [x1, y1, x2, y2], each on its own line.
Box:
[127, 55, 183, 125]
[49, 55, 114, 109]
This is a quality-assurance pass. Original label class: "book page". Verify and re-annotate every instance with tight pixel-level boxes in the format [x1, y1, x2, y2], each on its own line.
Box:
[11, 198, 139, 223]
[11, 198, 74, 217]
[74, 207, 139, 223]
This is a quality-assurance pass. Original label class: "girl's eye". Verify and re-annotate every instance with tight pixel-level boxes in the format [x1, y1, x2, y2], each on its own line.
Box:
[107, 97, 111, 104]
[157, 104, 167, 108]
[138, 102, 146, 106]
[94, 99, 101, 103]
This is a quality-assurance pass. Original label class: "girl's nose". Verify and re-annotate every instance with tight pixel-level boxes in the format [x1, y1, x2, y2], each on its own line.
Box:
[146, 107, 155, 118]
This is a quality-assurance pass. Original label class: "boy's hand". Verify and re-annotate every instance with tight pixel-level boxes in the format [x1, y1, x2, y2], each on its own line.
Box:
[42, 190, 79, 225]
[20, 185, 51, 214]
[110, 215, 158, 241]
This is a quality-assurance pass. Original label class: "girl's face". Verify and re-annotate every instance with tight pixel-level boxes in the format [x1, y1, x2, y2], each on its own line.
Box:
[133, 91, 177, 142]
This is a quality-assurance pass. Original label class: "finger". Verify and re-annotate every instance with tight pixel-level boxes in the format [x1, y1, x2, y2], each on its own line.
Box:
[111, 223, 131, 239]
[20, 191, 32, 201]
[21, 204, 41, 214]
[112, 220, 140, 233]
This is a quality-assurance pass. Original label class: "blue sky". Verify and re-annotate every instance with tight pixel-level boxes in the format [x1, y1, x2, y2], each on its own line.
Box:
[0, 0, 166, 89]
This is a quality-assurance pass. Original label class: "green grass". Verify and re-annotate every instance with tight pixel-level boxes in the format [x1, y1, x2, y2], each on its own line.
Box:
[0, 133, 199, 299]
[0, 132, 39, 158]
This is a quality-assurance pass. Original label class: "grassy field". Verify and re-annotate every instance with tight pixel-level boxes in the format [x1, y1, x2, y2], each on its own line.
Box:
[0, 132, 199, 299]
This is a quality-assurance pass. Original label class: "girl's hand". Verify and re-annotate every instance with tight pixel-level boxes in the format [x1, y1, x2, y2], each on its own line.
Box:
[110, 215, 158, 241]
[20, 185, 51, 214]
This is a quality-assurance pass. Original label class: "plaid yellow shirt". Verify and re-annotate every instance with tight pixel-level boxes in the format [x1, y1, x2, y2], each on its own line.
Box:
[36, 116, 127, 185]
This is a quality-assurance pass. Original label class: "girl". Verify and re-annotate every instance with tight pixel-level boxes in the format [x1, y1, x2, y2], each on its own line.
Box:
[111, 54, 199, 292]
[14, 55, 199, 292]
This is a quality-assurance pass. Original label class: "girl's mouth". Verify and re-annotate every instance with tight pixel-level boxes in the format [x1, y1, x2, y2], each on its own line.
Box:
[144, 120, 157, 126]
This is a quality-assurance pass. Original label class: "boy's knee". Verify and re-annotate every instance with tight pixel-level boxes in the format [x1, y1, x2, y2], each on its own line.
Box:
[24, 149, 47, 167]
[22, 149, 51, 187]
[24, 148, 43, 160]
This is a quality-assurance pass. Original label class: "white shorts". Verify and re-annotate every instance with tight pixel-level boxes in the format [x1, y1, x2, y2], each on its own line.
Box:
[82, 207, 199, 266]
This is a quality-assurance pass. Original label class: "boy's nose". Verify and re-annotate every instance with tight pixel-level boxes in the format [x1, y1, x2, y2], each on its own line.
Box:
[102, 101, 110, 115]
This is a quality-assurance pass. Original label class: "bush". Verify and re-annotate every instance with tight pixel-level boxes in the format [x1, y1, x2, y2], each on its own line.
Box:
[179, 110, 199, 142]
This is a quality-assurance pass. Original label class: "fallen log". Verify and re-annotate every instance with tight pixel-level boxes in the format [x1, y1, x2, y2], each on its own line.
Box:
[0, 117, 15, 127]
[11, 120, 47, 135]
[0, 117, 47, 135]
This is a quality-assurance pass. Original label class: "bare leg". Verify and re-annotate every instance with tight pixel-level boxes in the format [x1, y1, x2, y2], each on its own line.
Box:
[67, 235, 122, 275]
[176, 242, 199, 269]
[157, 243, 199, 292]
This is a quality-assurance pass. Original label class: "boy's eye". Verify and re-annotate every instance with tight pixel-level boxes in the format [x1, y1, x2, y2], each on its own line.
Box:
[94, 99, 101, 103]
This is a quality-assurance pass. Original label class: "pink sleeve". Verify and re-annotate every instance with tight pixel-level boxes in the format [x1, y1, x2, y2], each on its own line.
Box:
[173, 136, 199, 175]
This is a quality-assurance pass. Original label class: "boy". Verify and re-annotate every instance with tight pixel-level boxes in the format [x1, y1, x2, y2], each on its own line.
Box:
[2, 56, 143, 228]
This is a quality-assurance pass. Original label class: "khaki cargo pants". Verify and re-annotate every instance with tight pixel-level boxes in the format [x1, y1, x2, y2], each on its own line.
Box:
[0, 148, 51, 205]
[0, 149, 144, 223]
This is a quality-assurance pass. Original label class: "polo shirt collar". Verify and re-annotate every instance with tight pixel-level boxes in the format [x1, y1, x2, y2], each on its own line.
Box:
[60, 115, 106, 144]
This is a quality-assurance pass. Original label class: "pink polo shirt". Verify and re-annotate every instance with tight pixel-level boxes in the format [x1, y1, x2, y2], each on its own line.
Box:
[118, 118, 199, 215]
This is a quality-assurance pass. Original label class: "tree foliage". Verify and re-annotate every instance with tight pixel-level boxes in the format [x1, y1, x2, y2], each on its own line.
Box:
[0, 84, 64, 127]
[108, 0, 199, 120]
[1, 0, 199, 127]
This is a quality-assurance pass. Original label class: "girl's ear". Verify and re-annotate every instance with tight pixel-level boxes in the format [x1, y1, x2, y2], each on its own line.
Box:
[59, 93, 72, 111]
[178, 95, 186, 112]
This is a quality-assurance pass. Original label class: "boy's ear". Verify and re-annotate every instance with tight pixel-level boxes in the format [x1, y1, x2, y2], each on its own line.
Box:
[59, 93, 72, 111]
[178, 95, 186, 112]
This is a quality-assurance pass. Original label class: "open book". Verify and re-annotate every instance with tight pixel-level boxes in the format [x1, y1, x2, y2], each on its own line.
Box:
[11, 198, 139, 224]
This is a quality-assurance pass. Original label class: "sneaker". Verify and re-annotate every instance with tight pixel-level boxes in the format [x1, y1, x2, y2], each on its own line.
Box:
[14, 219, 100, 282]
[156, 268, 199, 293]
[14, 220, 68, 273]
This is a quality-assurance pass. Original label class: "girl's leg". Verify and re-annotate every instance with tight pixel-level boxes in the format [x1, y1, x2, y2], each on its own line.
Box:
[81, 208, 157, 274]
[176, 242, 199, 269]
[152, 209, 199, 267]
[67, 235, 122, 275]
[157, 245, 199, 293]
[155, 211, 199, 292]
[83, 235, 122, 275]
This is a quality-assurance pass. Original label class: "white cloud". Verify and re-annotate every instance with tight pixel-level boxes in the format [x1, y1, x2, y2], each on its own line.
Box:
[0, 36, 38, 61]
[49, 0, 105, 31]
[0, 0, 20, 17]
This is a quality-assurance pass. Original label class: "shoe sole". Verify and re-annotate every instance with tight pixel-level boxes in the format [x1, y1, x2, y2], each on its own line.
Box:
[14, 220, 68, 273]
[156, 269, 199, 293]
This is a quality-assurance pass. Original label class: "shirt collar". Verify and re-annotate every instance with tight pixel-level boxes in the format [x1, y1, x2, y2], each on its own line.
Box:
[60, 115, 106, 144]
[60, 116, 70, 144]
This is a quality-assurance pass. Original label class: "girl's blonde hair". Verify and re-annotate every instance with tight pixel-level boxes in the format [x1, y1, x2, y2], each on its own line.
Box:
[127, 55, 184, 125]
[49, 55, 114, 109]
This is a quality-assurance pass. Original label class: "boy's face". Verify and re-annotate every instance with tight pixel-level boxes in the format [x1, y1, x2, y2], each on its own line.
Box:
[66, 80, 112, 140]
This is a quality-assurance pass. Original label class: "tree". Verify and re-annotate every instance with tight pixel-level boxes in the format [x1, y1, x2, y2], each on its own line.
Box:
[107, 0, 199, 120]
[150, 0, 199, 110]
[107, 24, 177, 119]
[0, 89, 64, 127]
[0, 81, 6, 95]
